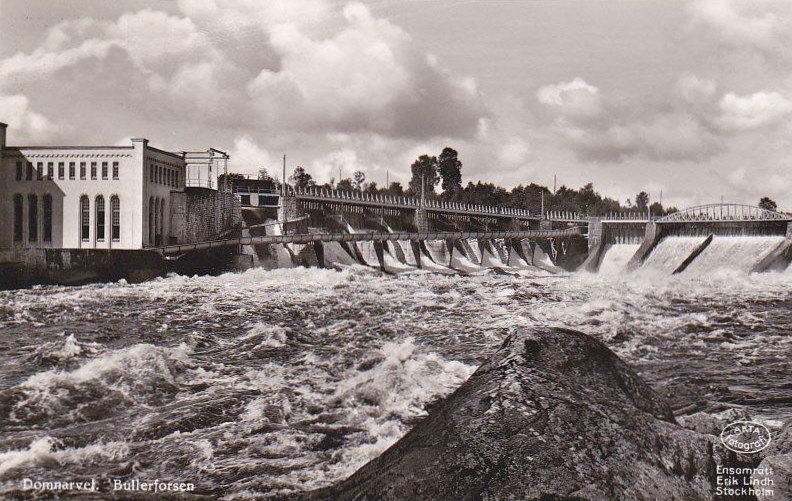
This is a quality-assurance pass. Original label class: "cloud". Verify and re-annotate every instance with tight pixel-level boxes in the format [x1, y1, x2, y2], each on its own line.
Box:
[675, 75, 717, 105]
[247, 2, 485, 138]
[310, 148, 372, 183]
[536, 78, 602, 118]
[717, 91, 792, 131]
[537, 77, 722, 163]
[0, 93, 58, 143]
[228, 136, 275, 178]
[565, 112, 721, 163]
[687, 0, 790, 55]
[497, 138, 531, 166]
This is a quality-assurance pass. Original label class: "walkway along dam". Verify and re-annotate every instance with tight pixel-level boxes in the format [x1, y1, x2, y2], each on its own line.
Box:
[2, 186, 792, 287]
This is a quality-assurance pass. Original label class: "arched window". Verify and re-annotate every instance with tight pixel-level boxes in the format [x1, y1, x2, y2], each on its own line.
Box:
[13, 194, 23, 242]
[111, 196, 120, 241]
[159, 198, 165, 244]
[28, 194, 38, 242]
[95, 195, 105, 241]
[154, 198, 160, 245]
[149, 196, 155, 245]
[80, 195, 90, 241]
[43, 194, 52, 242]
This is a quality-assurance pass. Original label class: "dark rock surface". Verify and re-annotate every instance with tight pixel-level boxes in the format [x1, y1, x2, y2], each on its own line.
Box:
[303, 327, 721, 501]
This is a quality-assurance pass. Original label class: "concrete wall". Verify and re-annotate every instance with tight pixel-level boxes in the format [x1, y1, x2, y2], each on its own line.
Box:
[170, 188, 241, 244]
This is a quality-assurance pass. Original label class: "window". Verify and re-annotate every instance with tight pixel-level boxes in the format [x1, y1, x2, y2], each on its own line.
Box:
[112, 162, 119, 180]
[157, 166, 162, 184]
[26, 162, 33, 180]
[43, 195, 52, 242]
[36, 163, 43, 181]
[58, 162, 65, 179]
[149, 164, 154, 183]
[90, 162, 97, 180]
[175, 171, 180, 188]
[96, 196, 105, 241]
[69, 162, 76, 180]
[13, 194, 23, 241]
[47, 162, 54, 180]
[80, 195, 89, 241]
[15, 162, 22, 181]
[28, 194, 38, 242]
[80, 162, 86, 180]
[101, 162, 108, 180]
[111, 196, 120, 241]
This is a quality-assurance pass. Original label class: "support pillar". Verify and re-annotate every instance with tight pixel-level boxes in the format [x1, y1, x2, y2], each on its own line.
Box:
[414, 208, 428, 233]
[278, 195, 300, 234]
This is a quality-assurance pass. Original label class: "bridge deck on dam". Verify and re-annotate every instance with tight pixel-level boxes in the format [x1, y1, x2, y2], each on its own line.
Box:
[152, 227, 583, 255]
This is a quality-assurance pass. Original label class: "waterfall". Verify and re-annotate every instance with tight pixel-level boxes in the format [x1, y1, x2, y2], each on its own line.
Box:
[683, 236, 785, 274]
[463, 239, 482, 265]
[357, 241, 381, 267]
[425, 240, 450, 266]
[396, 240, 418, 267]
[640, 236, 710, 274]
[597, 244, 640, 275]
[480, 240, 506, 268]
[449, 242, 484, 272]
[321, 241, 359, 267]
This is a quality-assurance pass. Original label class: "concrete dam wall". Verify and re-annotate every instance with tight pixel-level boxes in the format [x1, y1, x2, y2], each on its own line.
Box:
[584, 219, 792, 275]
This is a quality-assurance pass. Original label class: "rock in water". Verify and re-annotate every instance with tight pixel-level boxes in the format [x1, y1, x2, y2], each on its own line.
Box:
[306, 328, 717, 501]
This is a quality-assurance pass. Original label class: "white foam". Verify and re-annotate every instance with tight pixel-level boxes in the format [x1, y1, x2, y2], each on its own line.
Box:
[598, 244, 640, 275]
[0, 437, 128, 476]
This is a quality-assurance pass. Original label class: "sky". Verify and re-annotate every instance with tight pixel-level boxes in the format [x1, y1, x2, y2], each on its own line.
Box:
[1, 0, 791, 210]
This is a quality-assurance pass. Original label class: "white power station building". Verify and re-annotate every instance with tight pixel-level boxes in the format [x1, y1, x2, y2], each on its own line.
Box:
[0, 123, 228, 250]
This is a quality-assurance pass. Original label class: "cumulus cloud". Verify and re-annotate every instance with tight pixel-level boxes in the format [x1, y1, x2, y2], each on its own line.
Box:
[537, 76, 722, 163]
[228, 136, 275, 177]
[717, 91, 792, 131]
[247, 2, 485, 138]
[536, 78, 602, 118]
[687, 0, 791, 55]
[0, 94, 58, 143]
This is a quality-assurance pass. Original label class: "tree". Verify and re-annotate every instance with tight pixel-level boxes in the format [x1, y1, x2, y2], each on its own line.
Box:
[352, 170, 366, 190]
[635, 191, 649, 211]
[388, 181, 404, 196]
[336, 178, 354, 191]
[408, 155, 439, 196]
[289, 166, 315, 190]
[258, 168, 272, 181]
[759, 197, 778, 212]
[438, 147, 462, 195]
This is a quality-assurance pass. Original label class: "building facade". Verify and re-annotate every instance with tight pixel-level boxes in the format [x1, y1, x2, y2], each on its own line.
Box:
[0, 123, 193, 250]
[184, 148, 228, 190]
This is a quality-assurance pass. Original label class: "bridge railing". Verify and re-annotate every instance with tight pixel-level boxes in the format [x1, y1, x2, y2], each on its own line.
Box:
[289, 186, 533, 218]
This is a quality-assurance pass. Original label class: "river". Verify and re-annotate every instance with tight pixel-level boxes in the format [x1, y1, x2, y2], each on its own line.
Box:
[1, 260, 791, 499]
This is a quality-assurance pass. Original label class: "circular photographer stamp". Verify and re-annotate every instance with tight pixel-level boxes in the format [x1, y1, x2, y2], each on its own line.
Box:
[720, 420, 772, 454]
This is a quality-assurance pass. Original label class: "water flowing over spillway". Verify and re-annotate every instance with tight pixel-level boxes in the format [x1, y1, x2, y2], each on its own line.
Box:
[683, 235, 785, 274]
[598, 243, 640, 275]
[2, 256, 792, 499]
[640, 236, 708, 273]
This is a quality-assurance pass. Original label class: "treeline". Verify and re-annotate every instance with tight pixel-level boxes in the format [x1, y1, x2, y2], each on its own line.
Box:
[228, 147, 680, 216]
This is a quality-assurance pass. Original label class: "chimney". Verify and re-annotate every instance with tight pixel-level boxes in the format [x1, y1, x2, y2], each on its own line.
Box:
[0, 122, 7, 149]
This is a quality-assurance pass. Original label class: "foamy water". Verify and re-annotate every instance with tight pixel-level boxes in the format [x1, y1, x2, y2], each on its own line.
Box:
[1, 261, 792, 498]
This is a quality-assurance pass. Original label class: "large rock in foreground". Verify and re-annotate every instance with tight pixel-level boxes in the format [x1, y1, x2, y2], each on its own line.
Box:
[307, 328, 718, 501]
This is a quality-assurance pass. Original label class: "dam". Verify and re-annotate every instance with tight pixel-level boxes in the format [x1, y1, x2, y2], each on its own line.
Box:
[584, 204, 792, 275]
